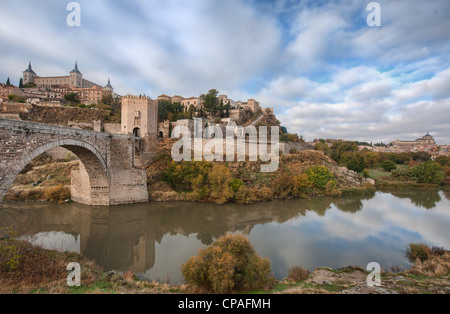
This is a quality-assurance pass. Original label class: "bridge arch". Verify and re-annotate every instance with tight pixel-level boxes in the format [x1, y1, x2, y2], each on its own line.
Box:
[4, 139, 110, 206]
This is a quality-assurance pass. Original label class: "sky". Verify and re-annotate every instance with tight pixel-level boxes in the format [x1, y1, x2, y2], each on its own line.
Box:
[1, 0, 449, 144]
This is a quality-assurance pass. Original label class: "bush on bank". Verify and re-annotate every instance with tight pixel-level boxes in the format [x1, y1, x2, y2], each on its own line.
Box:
[181, 233, 274, 293]
[392, 160, 444, 185]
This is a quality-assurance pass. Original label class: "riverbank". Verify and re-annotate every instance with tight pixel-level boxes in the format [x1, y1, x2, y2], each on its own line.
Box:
[3, 148, 378, 204]
[5, 139, 449, 205]
[0, 237, 448, 294]
[146, 148, 377, 204]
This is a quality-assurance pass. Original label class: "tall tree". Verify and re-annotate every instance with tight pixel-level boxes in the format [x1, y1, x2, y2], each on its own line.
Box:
[6, 77, 11, 86]
[202, 89, 219, 116]
[330, 141, 359, 163]
[19, 78, 23, 88]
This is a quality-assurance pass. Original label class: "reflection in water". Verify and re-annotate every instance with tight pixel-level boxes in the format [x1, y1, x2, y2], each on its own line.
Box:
[445, 190, 450, 201]
[1, 190, 450, 284]
[389, 189, 442, 209]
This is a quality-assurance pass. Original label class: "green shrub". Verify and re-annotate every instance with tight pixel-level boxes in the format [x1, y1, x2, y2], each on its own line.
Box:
[280, 133, 299, 142]
[339, 152, 367, 173]
[411, 152, 431, 162]
[43, 185, 70, 203]
[413, 160, 444, 184]
[330, 141, 359, 163]
[443, 166, 450, 177]
[181, 234, 273, 293]
[315, 141, 330, 155]
[362, 152, 380, 168]
[388, 152, 411, 165]
[362, 169, 370, 178]
[229, 178, 245, 193]
[435, 156, 449, 167]
[392, 168, 418, 182]
[380, 160, 397, 172]
[162, 161, 212, 191]
[392, 162, 444, 185]
[306, 166, 336, 190]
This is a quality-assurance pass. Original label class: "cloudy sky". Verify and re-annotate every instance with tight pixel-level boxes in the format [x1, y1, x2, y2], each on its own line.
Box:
[1, 0, 449, 143]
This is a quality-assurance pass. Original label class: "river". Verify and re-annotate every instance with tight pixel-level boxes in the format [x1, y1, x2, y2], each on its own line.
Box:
[1, 189, 449, 284]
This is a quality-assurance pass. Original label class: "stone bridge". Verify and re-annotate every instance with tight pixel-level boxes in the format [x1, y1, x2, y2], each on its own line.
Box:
[0, 118, 148, 206]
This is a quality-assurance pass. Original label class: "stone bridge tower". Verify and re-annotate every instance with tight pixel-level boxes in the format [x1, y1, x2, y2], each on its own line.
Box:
[121, 95, 158, 137]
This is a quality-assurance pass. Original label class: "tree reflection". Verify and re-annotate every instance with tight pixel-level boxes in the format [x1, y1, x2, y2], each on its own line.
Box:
[390, 189, 441, 210]
[444, 190, 450, 202]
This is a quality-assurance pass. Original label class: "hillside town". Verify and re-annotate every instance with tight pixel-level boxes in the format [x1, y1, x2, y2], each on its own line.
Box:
[0, 62, 448, 160]
[0, 62, 277, 139]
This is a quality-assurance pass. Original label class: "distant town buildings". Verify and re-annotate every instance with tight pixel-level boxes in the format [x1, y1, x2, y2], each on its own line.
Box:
[370, 133, 448, 158]
[311, 133, 449, 158]
[0, 84, 19, 102]
[157, 94, 203, 111]
[156, 94, 262, 113]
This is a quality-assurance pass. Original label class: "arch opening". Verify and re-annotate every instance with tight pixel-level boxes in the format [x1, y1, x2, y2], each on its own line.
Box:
[1, 140, 110, 206]
[133, 128, 141, 137]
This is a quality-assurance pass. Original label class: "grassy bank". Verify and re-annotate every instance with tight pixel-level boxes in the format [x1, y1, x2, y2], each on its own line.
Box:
[365, 160, 449, 191]
[1, 232, 448, 294]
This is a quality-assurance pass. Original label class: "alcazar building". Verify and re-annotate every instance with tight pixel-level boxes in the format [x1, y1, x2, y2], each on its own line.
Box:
[390, 133, 436, 147]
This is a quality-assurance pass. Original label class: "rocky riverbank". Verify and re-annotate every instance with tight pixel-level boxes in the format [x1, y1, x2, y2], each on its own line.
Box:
[146, 147, 376, 205]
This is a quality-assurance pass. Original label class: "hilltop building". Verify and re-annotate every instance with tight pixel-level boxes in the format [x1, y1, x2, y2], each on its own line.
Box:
[21, 62, 114, 105]
[24, 62, 101, 89]
[390, 133, 436, 148]
[370, 132, 449, 158]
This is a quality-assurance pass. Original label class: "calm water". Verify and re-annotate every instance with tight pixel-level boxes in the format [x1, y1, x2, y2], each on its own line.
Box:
[1, 190, 449, 284]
